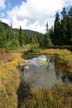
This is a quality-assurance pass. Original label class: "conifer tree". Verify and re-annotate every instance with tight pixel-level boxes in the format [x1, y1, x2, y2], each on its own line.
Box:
[54, 12, 61, 45]
[19, 26, 24, 47]
[44, 23, 53, 48]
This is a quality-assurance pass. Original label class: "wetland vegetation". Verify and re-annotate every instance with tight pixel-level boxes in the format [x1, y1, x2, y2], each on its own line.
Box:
[18, 50, 72, 108]
[0, 6, 72, 108]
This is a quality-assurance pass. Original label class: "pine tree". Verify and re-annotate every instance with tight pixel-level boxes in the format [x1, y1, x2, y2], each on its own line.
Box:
[50, 26, 54, 44]
[44, 23, 53, 48]
[54, 12, 61, 45]
[0, 22, 7, 48]
[6, 24, 20, 49]
[61, 8, 68, 45]
[19, 26, 24, 47]
[67, 7, 72, 45]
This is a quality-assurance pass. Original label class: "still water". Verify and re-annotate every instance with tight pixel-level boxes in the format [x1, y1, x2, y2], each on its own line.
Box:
[20, 55, 71, 89]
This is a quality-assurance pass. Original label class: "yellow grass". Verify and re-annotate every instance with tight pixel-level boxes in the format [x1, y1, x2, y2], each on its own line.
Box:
[0, 47, 72, 108]
[40, 48, 71, 55]
[0, 52, 24, 108]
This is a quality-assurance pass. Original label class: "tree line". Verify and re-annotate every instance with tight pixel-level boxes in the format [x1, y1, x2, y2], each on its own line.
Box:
[51, 7, 72, 46]
[0, 7, 72, 50]
[0, 22, 44, 50]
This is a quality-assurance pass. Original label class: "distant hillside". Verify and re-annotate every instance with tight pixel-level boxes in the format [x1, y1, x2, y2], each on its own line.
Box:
[0, 21, 10, 30]
[13, 29, 44, 37]
[0, 21, 44, 36]
[0, 21, 45, 49]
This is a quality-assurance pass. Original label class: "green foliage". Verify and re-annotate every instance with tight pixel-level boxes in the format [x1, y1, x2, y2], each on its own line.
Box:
[0, 22, 7, 48]
[0, 22, 45, 50]
[53, 7, 72, 46]
[67, 7, 72, 45]
[44, 23, 53, 48]
[18, 26, 24, 47]
[54, 12, 61, 45]
[0, 7, 72, 49]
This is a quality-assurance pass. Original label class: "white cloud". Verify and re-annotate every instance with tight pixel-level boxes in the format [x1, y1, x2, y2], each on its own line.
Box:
[2, 0, 72, 33]
[0, 0, 6, 8]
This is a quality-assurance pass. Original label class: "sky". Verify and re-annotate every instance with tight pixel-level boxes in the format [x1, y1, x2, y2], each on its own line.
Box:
[0, 0, 72, 33]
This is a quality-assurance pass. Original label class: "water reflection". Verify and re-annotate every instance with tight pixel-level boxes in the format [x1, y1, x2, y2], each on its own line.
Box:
[54, 58, 72, 83]
[17, 55, 72, 108]
[17, 80, 31, 108]
[20, 55, 71, 89]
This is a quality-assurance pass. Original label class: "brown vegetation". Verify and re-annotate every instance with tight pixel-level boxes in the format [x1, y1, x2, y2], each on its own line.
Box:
[40, 49, 71, 55]
[19, 84, 72, 108]
[0, 51, 24, 108]
[0, 48, 72, 108]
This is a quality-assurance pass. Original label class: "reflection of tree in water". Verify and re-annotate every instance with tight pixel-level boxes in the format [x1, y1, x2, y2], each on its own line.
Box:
[47, 55, 55, 72]
[17, 80, 31, 108]
[54, 62, 61, 78]
[54, 59, 67, 80]
[17, 64, 31, 108]
[54, 56, 72, 83]
[54, 55, 62, 78]
[62, 74, 68, 82]
[61, 72, 72, 83]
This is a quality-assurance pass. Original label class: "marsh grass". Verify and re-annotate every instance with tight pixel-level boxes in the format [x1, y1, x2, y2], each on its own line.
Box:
[18, 84, 72, 108]
[0, 52, 24, 108]
[0, 48, 72, 108]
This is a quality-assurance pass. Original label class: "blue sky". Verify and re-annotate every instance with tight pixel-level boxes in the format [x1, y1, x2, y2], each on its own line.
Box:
[0, 0, 26, 18]
[0, 0, 72, 33]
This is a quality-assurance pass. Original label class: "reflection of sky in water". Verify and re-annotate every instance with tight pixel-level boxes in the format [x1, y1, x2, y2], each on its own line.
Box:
[22, 55, 71, 89]
[25, 55, 48, 67]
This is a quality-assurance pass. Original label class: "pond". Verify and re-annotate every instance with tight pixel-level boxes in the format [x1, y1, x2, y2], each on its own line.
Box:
[20, 55, 72, 89]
